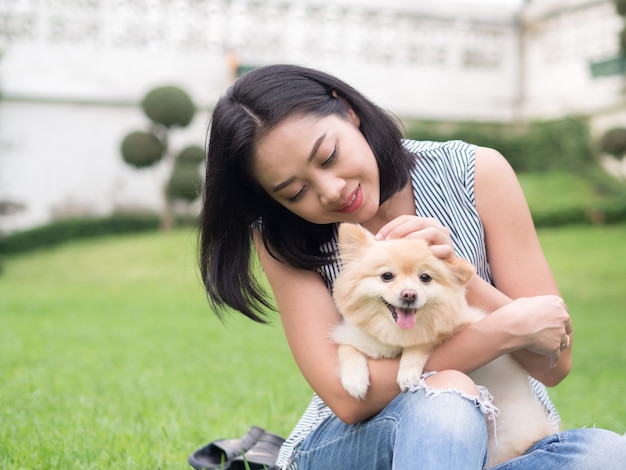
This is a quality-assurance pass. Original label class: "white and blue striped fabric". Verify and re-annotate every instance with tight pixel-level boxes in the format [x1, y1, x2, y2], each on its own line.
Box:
[275, 140, 559, 469]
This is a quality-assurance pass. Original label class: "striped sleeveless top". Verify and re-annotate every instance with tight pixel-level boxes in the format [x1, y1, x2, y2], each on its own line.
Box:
[275, 140, 559, 469]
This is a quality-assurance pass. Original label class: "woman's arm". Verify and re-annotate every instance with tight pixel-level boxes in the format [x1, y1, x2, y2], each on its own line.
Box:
[254, 232, 402, 424]
[474, 146, 572, 384]
[426, 147, 572, 386]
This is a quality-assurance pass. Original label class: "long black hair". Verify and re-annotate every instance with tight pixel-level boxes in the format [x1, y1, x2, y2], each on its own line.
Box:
[199, 64, 414, 323]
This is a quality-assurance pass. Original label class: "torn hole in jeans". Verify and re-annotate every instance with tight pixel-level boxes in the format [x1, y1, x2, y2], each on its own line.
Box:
[407, 370, 500, 425]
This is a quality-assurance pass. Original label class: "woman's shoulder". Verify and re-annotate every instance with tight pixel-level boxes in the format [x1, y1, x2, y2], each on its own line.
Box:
[402, 139, 477, 158]
[403, 139, 477, 180]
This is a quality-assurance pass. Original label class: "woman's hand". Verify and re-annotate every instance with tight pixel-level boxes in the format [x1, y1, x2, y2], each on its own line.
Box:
[496, 295, 573, 368]
[375, 215, 455, 258]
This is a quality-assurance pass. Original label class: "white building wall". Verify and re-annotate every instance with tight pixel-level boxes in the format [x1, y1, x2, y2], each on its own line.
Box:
[5, 0, 626, 233]
[0, 0, 520, 118]
[0, 0, 521, 232]
[521, 0, 626, 120]
[0, 100, 207, 233]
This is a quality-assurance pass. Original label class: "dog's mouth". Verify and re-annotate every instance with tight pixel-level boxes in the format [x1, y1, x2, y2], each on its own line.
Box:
[384, 300, 417, 329]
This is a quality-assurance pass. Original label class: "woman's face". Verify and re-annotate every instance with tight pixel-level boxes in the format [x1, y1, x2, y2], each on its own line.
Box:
[253, 111, 381, 225]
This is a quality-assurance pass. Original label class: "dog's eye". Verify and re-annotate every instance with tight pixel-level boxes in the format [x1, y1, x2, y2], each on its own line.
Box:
[419, 273, 432, 283]
[380, 272, 394, 282]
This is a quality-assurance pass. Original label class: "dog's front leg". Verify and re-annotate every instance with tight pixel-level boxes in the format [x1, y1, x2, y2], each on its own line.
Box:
[396, 346, 430, 391]
[337, 344, 371, 400]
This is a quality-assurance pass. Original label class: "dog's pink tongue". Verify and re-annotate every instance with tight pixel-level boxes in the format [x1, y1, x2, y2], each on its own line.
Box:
[395, 308, 417, 329]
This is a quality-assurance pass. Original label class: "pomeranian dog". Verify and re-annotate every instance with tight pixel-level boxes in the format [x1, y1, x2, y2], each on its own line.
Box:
[331, 223, 558, 467]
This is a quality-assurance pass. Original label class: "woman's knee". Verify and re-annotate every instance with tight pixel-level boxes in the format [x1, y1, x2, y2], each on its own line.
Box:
[425, 369, 480, 396]
[395, 382, 487, 438]
[392, 387, 488, 463]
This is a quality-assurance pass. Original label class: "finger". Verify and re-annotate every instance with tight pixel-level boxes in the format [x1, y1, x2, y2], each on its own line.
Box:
[429, 244, 454, 259]
[376, 216, 440, 240]
[405, 226, 451, 245]
[375, 215, 417, 240]
[565, 320, 573, 336]
[549, 350, 560, 368]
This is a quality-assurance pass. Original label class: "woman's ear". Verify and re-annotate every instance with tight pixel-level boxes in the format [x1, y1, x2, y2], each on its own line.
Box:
[331, 89, 360, 127]
[346, 106, 361, 127]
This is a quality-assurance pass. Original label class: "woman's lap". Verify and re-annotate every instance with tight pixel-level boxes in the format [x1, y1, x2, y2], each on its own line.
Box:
[296, 388, 489, 469]
[295, 388, 626, 470]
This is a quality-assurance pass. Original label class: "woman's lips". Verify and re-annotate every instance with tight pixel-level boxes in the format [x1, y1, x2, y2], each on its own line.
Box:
[337, 185, 363, 214]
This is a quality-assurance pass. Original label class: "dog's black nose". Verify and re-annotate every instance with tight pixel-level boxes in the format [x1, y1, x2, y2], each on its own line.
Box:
[400, 289, 417, 303]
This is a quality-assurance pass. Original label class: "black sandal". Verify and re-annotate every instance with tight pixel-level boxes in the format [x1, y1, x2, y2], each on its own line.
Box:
[229, 430, 285, 470]
[188, 425, 265, 470]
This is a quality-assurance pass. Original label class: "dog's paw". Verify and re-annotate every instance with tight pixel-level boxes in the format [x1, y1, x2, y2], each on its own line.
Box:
[336, 345, 371, 400]
[341, 373, 370, 400]
[397, 369, 424, 392]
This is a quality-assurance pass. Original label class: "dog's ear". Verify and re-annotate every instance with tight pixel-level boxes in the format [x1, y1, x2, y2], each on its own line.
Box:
[337, 223, 374, 260]
[444, 257, 476, 286]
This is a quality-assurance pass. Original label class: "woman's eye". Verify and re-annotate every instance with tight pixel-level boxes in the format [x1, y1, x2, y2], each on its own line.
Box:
[288, 187, 306, 203]
[321, 146, 338, 168]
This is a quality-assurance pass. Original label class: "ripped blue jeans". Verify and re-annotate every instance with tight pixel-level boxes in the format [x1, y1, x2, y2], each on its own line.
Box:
[296, 385, 489, 469]
[295, 384, 626, 469]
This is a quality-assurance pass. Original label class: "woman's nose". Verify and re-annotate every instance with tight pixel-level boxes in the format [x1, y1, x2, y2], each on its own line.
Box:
[317, 176, 345, 205]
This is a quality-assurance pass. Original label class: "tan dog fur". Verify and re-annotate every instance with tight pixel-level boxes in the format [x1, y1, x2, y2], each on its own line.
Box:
[332, 223, 558, 467]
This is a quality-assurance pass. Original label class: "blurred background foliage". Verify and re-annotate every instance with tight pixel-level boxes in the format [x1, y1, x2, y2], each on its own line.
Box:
[2, 115, 626, 259]
[119, 85, 204, 232]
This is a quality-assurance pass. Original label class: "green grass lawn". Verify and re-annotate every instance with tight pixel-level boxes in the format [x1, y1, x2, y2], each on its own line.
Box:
[0, 225, 625, 469]
[0, 231, 311, 469]
[518, 172, 609, 213]
[538, 224, 626, 433]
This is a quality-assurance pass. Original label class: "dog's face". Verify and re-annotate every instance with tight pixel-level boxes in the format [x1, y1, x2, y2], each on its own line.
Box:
[333, 223, 476, 346]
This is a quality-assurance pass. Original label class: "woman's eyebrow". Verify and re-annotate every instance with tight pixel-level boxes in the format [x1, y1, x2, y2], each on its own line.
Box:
[307, 132, 327, 164]
[272, 132, 327, 193]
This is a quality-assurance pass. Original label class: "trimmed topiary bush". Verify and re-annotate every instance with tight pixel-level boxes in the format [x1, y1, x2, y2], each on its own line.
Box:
[120, 86, 203, 230]
[120, 131, 165, 168]
[141, 86, 195, 128]
[617, 0, 626, 19]
[166, 146, 205, 202]
[176, 145, 205, 166]
[599, 127, 626, 157]
[167, 165, 203, 202]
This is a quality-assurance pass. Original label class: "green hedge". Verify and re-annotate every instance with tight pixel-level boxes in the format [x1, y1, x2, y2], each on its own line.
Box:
[0, 214, 161, 256]
[1, 200, 625, 261]
[404, 117, 594, 173]
[0, 112, 621, 266]
[403, 116, 626, 226]
[532, 200, 626, 227]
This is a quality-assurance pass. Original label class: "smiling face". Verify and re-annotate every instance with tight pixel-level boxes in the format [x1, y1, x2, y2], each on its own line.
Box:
[252, 112, 381, 225]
